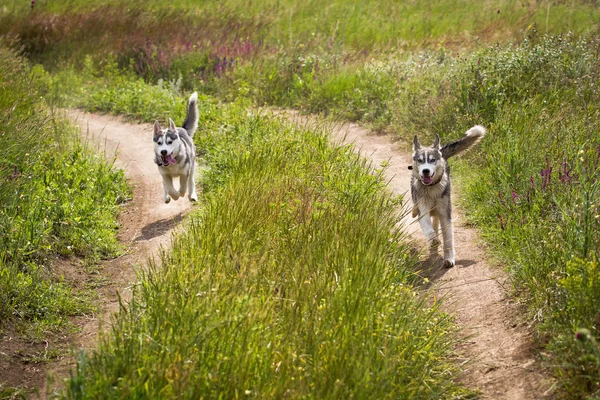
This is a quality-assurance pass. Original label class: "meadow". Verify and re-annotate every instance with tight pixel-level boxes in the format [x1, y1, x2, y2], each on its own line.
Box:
[1, 0, 600, 398]
[63, 95, 468, 399]
[0, 44, 129, 337]
[0, 42, 129, 398]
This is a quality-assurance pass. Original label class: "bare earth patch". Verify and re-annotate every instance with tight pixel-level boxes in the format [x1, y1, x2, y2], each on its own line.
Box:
[283, 110, 553, 400]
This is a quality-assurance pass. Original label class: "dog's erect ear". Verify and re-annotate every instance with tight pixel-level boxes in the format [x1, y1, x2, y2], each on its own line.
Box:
[413, 135, 421, 151]
[153, 120, 161, 136]
[168, 118, 177, 132]
[433, 134, 440, 150]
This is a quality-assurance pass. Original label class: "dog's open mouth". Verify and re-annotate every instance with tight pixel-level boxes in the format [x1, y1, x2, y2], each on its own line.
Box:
[161, 153, 177, 166]
[422, 175, 433, 185]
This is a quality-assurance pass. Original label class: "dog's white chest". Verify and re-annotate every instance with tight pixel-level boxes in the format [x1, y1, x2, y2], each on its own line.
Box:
[159, 162, 187, 177]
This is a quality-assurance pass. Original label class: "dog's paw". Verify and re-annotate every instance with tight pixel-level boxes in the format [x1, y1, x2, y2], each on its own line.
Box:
[164, 196, 171, 204]
[189, 194, 198, 203]
[442, 259, 455, 268]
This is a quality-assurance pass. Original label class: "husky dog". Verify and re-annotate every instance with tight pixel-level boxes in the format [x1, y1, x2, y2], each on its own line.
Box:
[411, 125, 486, 268]
[153, 92, 199, 203]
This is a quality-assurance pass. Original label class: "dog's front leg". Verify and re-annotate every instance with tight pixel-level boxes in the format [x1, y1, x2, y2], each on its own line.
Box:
[188, 162, 198, 202]
[419, 215, 440, 258]
[439, 217, 455, 268]
[178, 174, 187, 198]
[417, 209, 438, 246]
[162, 175, 179, 203]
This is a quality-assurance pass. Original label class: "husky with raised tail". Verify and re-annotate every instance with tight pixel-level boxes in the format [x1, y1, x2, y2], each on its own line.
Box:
[153, 92, 199, 203]
[411, 125, 486, 268]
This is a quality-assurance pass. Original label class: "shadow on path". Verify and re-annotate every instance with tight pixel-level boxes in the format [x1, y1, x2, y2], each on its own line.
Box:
[135, 211, 186, 242]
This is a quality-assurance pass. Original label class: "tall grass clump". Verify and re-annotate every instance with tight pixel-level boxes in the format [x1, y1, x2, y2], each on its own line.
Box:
[0, 44, 129, 335]
[62, 100, 468, 399]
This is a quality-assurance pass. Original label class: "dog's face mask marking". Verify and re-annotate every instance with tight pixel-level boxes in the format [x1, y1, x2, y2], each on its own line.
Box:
[153, 119, 181, 166]
[413, 134, 443, 185]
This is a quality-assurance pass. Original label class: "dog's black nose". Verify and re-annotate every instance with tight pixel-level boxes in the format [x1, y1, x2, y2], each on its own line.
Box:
[422, 169, 430, 175]
[161, 150, 167, 155]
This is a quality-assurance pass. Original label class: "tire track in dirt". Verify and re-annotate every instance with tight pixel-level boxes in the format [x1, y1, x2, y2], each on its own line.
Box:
[282, 110, 552, 400]
[42, 112, 193, 396]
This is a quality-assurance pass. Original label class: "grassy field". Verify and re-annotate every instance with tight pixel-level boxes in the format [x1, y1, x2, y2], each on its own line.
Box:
[2, 0, 600, 398]
[0, 44, 129, 338]
[54, 94, 468, 399]
[390, 35, 600, 398]
[0, 43, 130, 399]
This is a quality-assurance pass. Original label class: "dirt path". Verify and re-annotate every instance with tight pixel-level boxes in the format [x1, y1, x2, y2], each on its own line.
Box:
[41, 112, 193, 395]
[283, 111, 552, 399]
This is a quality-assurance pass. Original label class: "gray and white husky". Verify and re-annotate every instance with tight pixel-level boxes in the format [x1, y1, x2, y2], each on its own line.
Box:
[411, 125, 486, 268]
[153, 92, 199, 203]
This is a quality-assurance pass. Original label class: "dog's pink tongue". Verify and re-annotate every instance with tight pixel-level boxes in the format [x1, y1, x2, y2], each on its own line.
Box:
[423, 176, 432, 184]
[166, 154, 176, 165]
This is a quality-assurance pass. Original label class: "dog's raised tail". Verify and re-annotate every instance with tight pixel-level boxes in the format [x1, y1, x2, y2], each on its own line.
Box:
[441, 125, 486, 159]
[182, 92, 199, 137]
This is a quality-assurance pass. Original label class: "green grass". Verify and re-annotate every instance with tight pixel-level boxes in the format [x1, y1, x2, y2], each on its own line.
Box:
[454, 42, 600, 395]
[293, 33, 600, 398]
[3, 0, 600, 96]
[5, 0, 600, 52]
[47, 28, 600, 400]
[0, 44, 129, 337]
[36, 56, 190, 122]
[15, 58, 471, 398]
[54, 93, 469, 399]
[0, 383, 28, 400]
[298, 33, 600, 398]
[4, 0, 600, 397]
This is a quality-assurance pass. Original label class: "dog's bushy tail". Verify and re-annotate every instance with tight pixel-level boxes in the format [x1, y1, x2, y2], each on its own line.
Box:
[182, 92, 199, 137]
[441, 125, 486, 159]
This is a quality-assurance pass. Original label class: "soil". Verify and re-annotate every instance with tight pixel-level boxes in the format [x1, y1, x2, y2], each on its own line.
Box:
[0, 111, 192, 398]
[282, 110, 553, 400]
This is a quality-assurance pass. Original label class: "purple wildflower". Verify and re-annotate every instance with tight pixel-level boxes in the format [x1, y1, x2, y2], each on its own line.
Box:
[540, 158, 553, 191]
[9, 166, 21, 181]
[498, 190, 505, 205]
[558, 160, 572, 184]
[214, 57, 222, 78]
[511, 190, 520, 204]
[575, 328, 591, 342]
